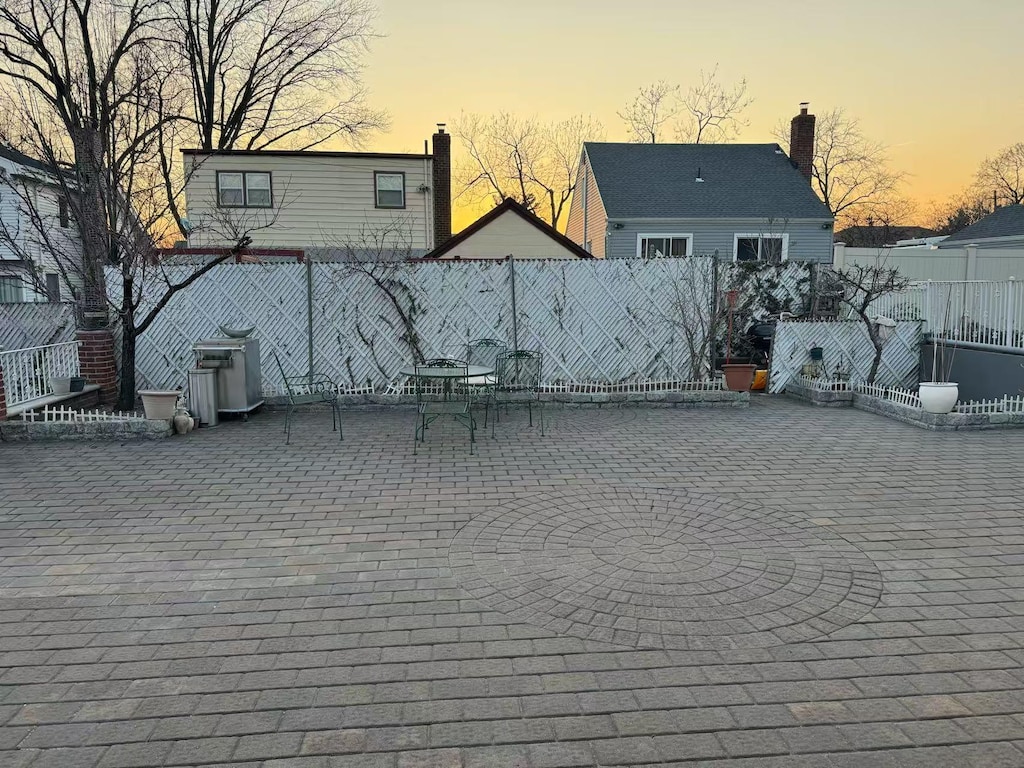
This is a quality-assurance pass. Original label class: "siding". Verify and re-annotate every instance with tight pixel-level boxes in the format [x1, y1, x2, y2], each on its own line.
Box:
[606, 218, 834, 262]
[564, 149, 608, 258]
[435, 209, 582, 259]
[183, 153, 434, 250]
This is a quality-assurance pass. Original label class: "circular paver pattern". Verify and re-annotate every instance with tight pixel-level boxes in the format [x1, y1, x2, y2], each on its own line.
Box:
[450, 485, 881, 650]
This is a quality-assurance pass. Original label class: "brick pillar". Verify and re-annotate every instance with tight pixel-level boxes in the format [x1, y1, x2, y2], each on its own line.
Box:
[0, 360, 7, 420]
[77, 329, 118, 403]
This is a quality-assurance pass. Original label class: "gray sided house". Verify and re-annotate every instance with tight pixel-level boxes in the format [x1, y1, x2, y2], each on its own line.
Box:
[566, 134, 834, 263]
[937, 204, 1024, 249]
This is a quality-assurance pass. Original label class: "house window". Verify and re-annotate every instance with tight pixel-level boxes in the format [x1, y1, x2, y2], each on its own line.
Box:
[374, 172, 405, 209]
[58, 198, 70, 228]
[0, 276, 23, 303]
[636, 234, 692, 259]
[217, 171, 272, 208]
[46, 273, 61, 302]
[733, 234, 789, 263]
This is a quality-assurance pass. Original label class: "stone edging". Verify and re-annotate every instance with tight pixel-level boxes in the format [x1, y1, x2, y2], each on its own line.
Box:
[786, 382, 1024, 430]
[0, 420, 173, 441]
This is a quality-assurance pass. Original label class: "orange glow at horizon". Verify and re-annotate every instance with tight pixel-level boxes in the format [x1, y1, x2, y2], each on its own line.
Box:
[351, 0, 1022, 233]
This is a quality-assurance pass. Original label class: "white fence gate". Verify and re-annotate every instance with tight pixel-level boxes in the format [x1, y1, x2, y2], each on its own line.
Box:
[769, 320, 923, 393]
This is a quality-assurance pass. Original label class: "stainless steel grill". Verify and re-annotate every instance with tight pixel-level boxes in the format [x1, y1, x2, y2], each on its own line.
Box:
[193, 338, 264, 418]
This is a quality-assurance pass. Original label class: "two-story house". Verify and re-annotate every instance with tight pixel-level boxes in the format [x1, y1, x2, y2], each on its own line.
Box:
[0, 144, 83, 302]
[181, 125, 452, 257]
[565, 106, 835, 262]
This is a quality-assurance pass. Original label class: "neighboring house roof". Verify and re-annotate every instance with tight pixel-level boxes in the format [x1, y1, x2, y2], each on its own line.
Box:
[422, 198, 593, 259]
[940, 205, 1024, 244]
[181, 148, 431, 160]
[835, 225, 939, 247]
[0, 143, 53, 175]
[583, 142, 833, 220]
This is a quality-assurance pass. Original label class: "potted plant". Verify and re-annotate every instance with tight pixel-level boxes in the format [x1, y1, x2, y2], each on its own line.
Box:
[919, 286, 958, 414]
[138, 390, 181, 420]
[720, 289, 756, 391]
[70, 376, 87, 392]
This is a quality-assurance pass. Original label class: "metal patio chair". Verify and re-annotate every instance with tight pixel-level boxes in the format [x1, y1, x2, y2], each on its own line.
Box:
[414, 358, 475, 454]
[463, 338, 506, 428]
[492, 349, 544, 437]
[272, 352, 342, 445]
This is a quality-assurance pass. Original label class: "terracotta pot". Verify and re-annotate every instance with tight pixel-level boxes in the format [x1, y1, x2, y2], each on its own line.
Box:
[919, 382, 958, 414]
[722, 364, 757, 392]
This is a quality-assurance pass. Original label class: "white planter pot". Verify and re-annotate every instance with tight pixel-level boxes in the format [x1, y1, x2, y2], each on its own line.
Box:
[50, 376, 72, 395]
[919, 382, 958, 414]
[139, 390, 179, 420]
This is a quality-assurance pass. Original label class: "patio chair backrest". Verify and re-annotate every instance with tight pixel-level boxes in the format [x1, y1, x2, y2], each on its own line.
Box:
[466, 339, 507, 370]
[497, 350, 542, 391]
[271, 351, 298, 401]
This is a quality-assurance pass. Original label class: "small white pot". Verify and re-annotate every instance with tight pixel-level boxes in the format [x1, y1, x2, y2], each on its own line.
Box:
[50, 376, 72, 395]
[138, 390, 180, 420]
[919, 382, 959, 414]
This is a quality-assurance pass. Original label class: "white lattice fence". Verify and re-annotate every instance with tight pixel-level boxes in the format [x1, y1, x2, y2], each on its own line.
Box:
[0, 302, 77, 350]
[769, 320, 923, 393]
[111, 259, 716, 394]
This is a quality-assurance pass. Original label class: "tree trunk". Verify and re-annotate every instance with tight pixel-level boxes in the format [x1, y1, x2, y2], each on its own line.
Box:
[69, 126, 111, 328]
[866, 324, 883, 384]
[117, 322, 137, 412]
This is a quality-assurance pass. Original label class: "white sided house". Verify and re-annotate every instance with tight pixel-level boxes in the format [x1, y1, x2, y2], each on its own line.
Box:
[0, 144, 83, 303]
[422, 199, 593, 260]
[181, 126, 453, 257]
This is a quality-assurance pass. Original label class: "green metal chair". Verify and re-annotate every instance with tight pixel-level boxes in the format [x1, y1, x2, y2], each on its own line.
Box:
[272, 351, 342, 445]
[493, 349, 544, 437]
[414, 358, 475, 454]
[463, 338, 506, 428]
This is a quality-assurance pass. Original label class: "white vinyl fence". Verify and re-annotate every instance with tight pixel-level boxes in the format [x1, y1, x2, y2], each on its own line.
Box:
[769, 320, 923, 394]
[0, 341, 81, 409]
[867, 279, 1024, 350]
[0, 302, 77, 350]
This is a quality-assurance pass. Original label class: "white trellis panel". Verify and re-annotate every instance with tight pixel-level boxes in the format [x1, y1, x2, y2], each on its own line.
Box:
[110, 258, 719, 394]
[769, 320, 923, 393]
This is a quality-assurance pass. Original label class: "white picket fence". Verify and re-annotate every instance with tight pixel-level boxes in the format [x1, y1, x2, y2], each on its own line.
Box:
[111, 258, 813, 395]
[20, 406, 146, 423]
[769, 320, 922, 394]
[867, 279, 1024, 350]
[956, 395, 1024, 415]
[856, 382, 922, 408]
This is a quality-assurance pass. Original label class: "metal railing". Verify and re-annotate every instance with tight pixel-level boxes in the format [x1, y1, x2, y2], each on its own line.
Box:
[0, 341, 81, 409]
[867, 279, 1024, 350]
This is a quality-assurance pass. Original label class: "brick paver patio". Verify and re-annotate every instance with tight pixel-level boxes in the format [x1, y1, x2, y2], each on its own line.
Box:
[2, 398, 1024, 767]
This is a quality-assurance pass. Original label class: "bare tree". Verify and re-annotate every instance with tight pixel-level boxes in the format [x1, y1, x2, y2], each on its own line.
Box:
[620, 68, 752, 145]
[178, 0, 386, 151]
[975, 142, 1024, 206]
[675, 66, 752, 144]
[929, 191, 992, 235]
[833, 263, 910, 384]
[774, 108, 904, 229]
[454, 112, 604, 230]
[618, 81, 679, 144]
[0, 0, 276, 408]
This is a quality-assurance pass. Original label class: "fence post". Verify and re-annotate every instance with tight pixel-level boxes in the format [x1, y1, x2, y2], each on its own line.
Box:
[0, 354, 7, 421]
[923, 280, 933, 334]
[1006, 277, 1016, 346]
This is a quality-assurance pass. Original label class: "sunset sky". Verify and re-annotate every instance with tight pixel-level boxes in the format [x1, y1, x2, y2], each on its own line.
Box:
[361, 0, 1022, 232]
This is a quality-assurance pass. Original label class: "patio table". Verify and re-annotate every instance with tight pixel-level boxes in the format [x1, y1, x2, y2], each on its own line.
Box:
[398, 364, 495, 396]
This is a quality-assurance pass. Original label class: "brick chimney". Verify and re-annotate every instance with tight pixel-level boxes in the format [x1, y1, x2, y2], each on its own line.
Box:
[431, 124, 451, 248]
[789, 103, 815, 182]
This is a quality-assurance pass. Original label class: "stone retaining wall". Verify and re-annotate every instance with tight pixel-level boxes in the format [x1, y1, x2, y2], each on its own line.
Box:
[852, 393, 1024, 431]
[0, 420, 172, 441]
[784, 380, 853, 408]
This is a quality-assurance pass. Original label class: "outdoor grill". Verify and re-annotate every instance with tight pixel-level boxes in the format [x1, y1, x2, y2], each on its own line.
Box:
[193, 337, 264, 418]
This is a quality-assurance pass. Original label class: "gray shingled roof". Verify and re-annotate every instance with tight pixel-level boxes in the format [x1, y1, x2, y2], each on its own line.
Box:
[0, 143, 52, 174]
[584, 142, 832, 220]
[941, 204, 1024, 243]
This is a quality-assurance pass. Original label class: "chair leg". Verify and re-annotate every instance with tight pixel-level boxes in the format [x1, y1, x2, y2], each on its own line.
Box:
[335, 404, 343, 441]
[528, 400, 533, 427]
[284, 404, 292, 445]
[539, 399, 545, 436]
